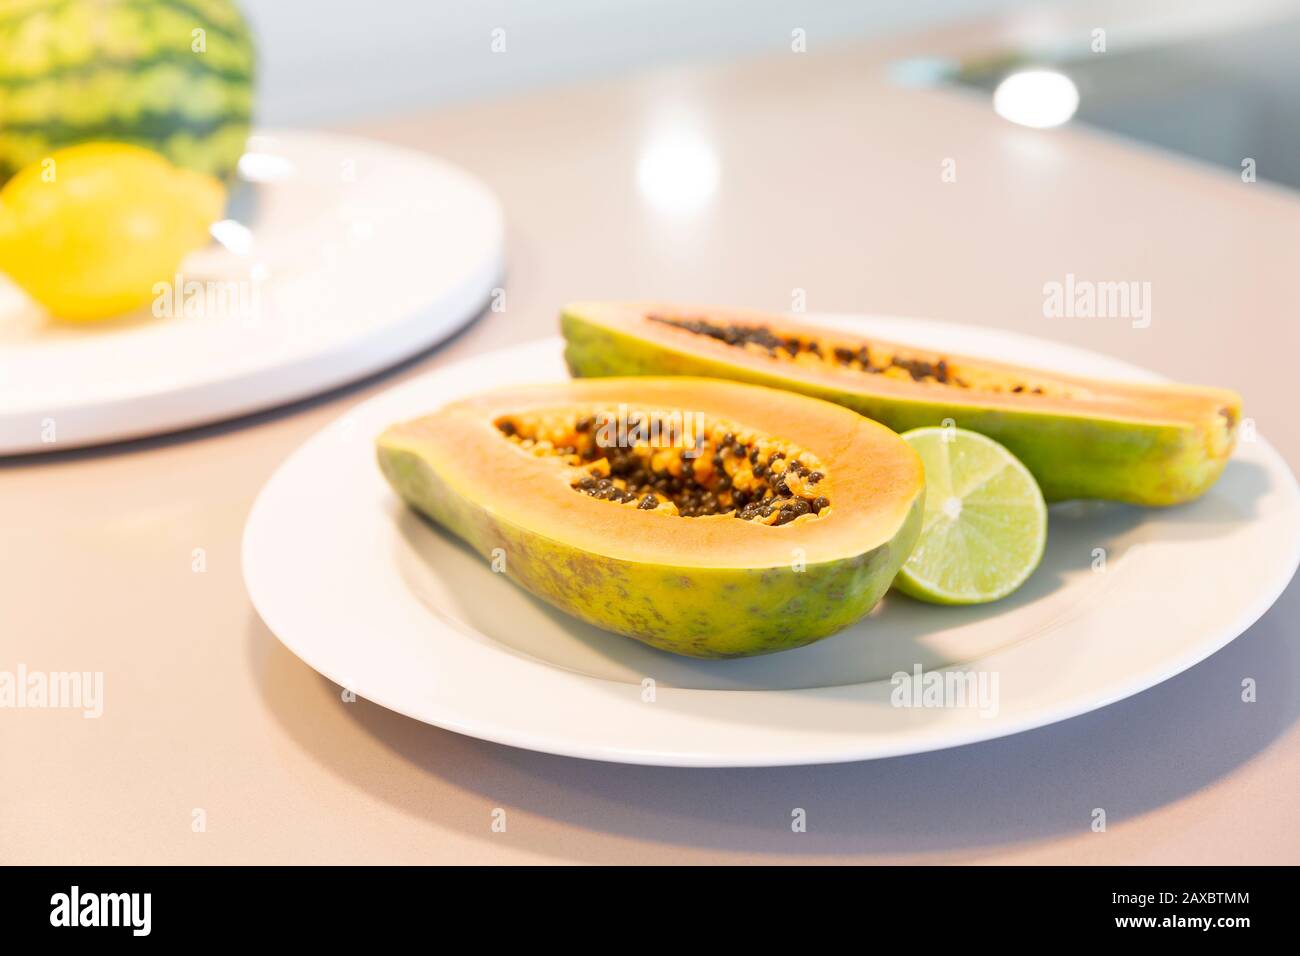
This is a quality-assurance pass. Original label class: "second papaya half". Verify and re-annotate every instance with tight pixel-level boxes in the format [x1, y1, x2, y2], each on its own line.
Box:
[562, 302, 1241, 506]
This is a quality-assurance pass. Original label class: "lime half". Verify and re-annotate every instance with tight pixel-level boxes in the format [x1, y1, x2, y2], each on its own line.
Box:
[894, 426, 1047, 604]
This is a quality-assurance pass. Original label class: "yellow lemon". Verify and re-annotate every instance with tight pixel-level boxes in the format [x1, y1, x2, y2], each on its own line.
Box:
[0, 142, 226, 321]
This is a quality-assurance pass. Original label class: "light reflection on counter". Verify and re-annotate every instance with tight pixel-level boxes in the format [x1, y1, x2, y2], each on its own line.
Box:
[992, 70, 1079, 129]
[636, 130, 720, 216]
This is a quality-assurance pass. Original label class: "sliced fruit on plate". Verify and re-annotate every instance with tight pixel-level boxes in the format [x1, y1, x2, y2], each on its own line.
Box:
[894, 426, 1048, 605]
[561, 301, 1242, 506]
[377, 378, 924, 659]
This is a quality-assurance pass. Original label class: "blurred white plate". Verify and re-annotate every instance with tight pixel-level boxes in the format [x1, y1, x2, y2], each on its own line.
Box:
[0, 130, 503, 454]
[243, 317, 1300, 767]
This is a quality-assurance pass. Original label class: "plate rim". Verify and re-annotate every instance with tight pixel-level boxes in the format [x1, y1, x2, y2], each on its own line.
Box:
[0, 129, 505, 455]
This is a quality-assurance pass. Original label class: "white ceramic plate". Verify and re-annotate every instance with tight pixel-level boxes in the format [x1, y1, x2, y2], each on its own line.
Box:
[0, 130, 503, 454]
[243, 316, 1300, 767]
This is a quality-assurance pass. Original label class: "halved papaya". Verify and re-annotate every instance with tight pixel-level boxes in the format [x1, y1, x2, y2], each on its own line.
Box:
[377, 378, 924, 658]
[562, 302, 1242, 506]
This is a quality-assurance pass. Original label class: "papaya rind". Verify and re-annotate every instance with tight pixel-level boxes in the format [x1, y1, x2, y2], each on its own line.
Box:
[377, 440, 923, 659]
[561, 310, 1237, 506]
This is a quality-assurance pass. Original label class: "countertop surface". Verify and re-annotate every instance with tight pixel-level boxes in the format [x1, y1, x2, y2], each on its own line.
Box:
[4, 13, 1299, 864]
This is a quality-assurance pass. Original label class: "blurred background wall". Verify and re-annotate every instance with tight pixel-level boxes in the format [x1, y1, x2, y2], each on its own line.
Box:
[243, 0, 1057, 124]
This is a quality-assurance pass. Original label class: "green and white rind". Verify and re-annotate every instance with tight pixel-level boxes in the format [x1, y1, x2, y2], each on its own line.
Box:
[561, 310, 1230, 506]
[0, 0, 255, 183]
[376, 440, 924, 659]
[893, 427, 1047, 605]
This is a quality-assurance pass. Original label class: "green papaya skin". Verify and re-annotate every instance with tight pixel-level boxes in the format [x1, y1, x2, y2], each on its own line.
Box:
[562, 309, 1238, 506]
[377, 441, 923, 660]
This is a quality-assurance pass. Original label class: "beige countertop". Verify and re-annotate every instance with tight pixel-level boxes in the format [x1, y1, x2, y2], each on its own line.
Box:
[3, 11, 1299, 864]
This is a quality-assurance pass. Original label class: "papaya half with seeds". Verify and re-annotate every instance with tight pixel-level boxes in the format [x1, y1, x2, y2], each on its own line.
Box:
[561, 302, 1242, 506]
[377, 378, 924, 659]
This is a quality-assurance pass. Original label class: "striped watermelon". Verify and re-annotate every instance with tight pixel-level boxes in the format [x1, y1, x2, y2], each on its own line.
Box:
[0, 0, 255, 184]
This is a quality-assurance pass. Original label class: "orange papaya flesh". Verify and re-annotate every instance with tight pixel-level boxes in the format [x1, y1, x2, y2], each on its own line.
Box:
[562, 302, 1241, 506]
[377, 378, 924, 658]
